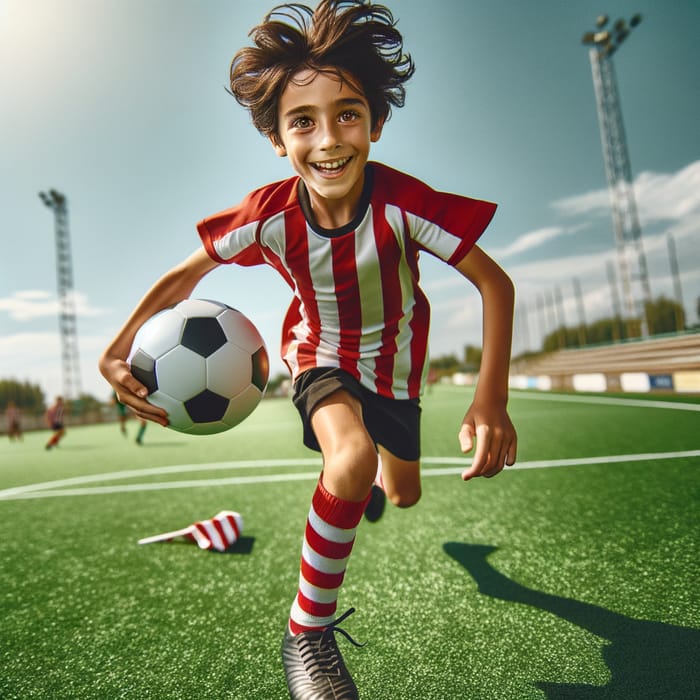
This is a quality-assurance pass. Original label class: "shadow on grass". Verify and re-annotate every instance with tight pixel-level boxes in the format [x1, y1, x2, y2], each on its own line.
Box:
[134, 442, 185, 448]
[160, 536, 255, 555]
[216, 536, 255, 555]
[443, 542, 700, 699]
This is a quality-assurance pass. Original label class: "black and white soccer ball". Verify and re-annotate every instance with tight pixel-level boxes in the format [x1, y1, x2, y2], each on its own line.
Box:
[127, 299, 269, 434]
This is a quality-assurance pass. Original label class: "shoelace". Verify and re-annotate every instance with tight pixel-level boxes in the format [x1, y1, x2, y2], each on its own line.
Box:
[302, 608, 365, 679]
[319, 607, 365, 649]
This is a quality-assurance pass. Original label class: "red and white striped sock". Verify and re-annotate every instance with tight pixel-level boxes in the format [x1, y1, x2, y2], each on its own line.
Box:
[289, 476, 369, 635]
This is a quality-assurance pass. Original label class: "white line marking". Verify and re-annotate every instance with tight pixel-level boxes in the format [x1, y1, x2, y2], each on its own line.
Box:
[1, 450, 698, 501]
[0, 459, 322, 498]
[512, 390, 700, 411]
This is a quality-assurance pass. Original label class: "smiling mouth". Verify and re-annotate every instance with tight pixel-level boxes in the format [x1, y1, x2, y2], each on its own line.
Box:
[311, 156, 352, 173]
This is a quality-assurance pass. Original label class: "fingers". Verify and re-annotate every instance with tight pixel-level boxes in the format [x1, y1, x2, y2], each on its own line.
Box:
[458, 423, 475, 453]
[460, 424, 517, 481]
[130, 398, 169, 426]
[103, 358, 169, 426]
[120, 386, 168, 426]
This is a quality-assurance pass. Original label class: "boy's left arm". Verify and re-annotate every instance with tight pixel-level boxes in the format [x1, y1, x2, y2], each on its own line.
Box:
[454, 245, 517, 481]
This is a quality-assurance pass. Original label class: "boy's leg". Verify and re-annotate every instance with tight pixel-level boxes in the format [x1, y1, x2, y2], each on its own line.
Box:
[289, 390, 375, 632]
[283, 390, 375, 700]
[376, 445, 421, 508]
[46, 426, 63, 449]
[360, 390, 422, 515]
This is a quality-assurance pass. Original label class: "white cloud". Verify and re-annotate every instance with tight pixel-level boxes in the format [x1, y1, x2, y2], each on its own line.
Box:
[551, 188, 610, 218]
[491, 226, 567, 258]
[634, 161, 700, 223]
[0, 330, 114, 401]
[0, 289, 107, 321]
[552, 160, 700, 225]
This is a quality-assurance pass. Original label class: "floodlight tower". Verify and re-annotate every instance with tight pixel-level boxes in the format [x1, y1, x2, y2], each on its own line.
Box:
[39, 189, 83, 400]
[582, 14, 653, 336]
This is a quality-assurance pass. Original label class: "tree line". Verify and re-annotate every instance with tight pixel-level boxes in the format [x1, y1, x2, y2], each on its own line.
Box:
[541, 295, 687, 352]
[428, 295, 695, 375]
[0, 381, 104, 416]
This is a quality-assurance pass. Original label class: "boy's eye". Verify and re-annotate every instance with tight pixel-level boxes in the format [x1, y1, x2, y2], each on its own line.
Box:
[291, 116, 313, 129]
[339, 110, 360, 122]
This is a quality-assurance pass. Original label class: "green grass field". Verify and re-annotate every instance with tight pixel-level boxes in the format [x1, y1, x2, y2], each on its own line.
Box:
[1, 386, 699, 699]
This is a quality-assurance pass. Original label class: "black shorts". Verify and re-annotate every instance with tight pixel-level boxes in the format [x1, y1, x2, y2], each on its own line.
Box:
[292, 367, 421, 461]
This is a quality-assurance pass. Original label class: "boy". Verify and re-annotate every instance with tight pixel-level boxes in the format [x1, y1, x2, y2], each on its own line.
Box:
[45, 396, 66, 450]
[99, 1, 517, 698]
[5, 400, 23, 441]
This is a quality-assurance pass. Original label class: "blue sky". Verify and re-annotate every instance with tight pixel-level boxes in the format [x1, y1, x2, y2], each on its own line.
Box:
[1, 0, 699, 402]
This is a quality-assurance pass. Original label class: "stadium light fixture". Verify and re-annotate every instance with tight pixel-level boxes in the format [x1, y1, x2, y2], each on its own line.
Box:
[582, 13, 642, 58]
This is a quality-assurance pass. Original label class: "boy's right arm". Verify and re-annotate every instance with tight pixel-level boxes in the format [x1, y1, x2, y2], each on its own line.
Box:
[98, 247, 220, 426]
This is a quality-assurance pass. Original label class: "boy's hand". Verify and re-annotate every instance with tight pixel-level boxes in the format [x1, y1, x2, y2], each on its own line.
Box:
[99, 355, 169, 426]
[458, 399, 517, 481]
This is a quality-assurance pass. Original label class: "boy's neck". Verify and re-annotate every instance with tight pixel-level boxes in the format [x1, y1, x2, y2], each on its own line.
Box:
[298, 164, 374, 235]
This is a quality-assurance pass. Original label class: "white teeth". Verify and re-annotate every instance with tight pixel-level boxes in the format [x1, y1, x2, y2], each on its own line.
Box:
[314, 157, 350, 170]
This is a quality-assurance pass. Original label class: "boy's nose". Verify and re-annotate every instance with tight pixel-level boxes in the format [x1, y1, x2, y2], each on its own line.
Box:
[319, 123, 342, 151]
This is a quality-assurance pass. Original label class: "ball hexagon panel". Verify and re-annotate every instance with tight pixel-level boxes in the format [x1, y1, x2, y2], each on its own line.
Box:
[221, 384, 264, 428]
[206, 342, 254, 398]
[148, 391, 195, 432]
[154, 346, 207, 401]
[130, 308, 185, 360]
[174, 298, 228, 318]
[181, 316, 227, 358]
[217, 308, 267, 354]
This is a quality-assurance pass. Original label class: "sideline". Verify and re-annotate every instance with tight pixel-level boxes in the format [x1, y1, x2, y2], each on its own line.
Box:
[1, 449, 698, 501]
[511, 390, 700, 412]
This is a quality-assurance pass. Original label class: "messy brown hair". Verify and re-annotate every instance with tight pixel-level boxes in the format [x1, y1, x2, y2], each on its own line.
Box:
[230, 0, 415, 141]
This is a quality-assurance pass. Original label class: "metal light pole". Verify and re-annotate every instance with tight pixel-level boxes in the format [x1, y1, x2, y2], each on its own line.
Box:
[39, 189, 83, 400]
[666, 232, 685, 331]
[582, 14, 653, 337]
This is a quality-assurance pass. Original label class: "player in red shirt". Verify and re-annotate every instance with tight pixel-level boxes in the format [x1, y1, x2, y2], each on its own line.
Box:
[100, 2, 517, 698]
[45, 396, 66, 450]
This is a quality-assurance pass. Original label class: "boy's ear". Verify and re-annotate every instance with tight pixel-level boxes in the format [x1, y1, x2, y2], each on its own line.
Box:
[370, 118, 385, 143]
[269, 134, 287, 157]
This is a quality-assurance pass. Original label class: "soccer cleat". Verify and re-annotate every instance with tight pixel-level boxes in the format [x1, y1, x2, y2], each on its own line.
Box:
[363, 484, 386, 523]
[282, 608, 363, 700]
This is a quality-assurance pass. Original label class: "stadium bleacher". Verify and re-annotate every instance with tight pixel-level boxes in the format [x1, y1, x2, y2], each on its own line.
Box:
[509, 332, 700, 393]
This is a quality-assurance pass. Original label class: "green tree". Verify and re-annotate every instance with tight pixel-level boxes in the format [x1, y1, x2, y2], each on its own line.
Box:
[463, 345, 482, 370]
[0, 380, 46, 414]
[430, 353, 460, 371]
[645, 295, 685, 334]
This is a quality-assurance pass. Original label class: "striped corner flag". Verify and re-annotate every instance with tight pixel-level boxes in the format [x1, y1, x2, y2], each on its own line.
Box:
[138, 510, 243, 552]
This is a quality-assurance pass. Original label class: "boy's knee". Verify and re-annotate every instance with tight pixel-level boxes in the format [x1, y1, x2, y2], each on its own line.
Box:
[387, 485, 421, 509]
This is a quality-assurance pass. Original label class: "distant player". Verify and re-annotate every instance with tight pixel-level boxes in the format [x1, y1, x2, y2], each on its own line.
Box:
[45, 396, 66, 450]
[134, 416, 147, 445]
[99, 2, 517, 698]
[5, 400, 23, 441]
[112, 391, 129, 436]
[113, 390, 147, 444]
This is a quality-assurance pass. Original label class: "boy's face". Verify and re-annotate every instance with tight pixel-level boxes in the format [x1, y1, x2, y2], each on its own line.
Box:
[272, 69, 383, 224]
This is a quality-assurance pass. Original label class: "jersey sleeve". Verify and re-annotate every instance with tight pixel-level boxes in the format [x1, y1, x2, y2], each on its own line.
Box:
[375, 163, 497, 266]
[196, 177, 298, 267]
[406, 190, 497, 265]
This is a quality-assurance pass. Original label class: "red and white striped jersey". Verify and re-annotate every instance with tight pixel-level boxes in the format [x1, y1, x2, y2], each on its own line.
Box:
[46, 402, 64, 424]
[197, 162, 496, 399]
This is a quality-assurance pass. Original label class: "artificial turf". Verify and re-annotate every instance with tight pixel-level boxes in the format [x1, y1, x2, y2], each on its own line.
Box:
[1, 386, 699, 699]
